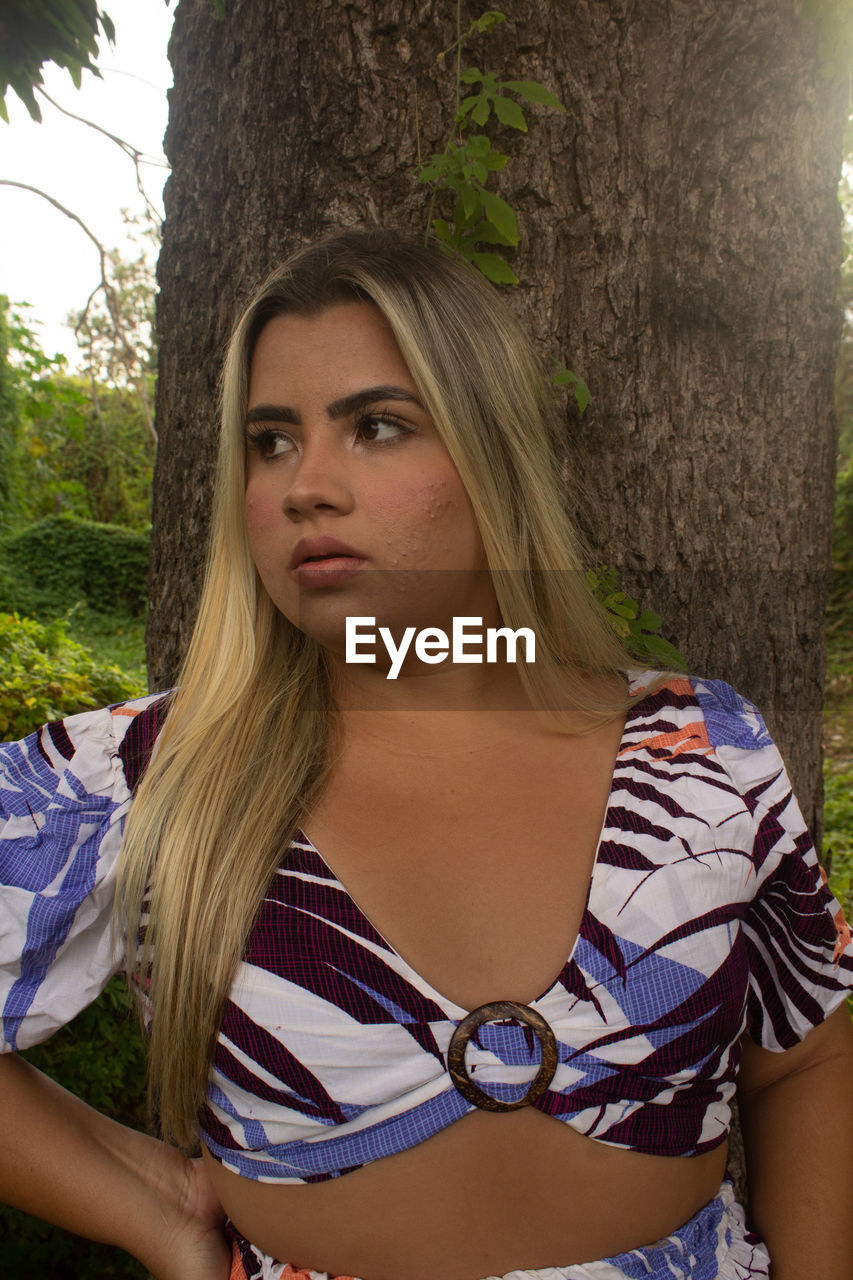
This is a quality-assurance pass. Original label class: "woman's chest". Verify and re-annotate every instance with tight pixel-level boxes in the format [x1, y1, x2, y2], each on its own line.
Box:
[209, 723, 761, 1182]
[279, 721, 761, 1033]
[301, 724, 625, 1011]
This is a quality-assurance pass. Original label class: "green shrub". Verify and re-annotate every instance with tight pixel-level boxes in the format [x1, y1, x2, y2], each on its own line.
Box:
[825, 766, 853, 915]
[831, 459, 853, 646]
[0, 515, 151, 618]
[0, 611, 144, 741]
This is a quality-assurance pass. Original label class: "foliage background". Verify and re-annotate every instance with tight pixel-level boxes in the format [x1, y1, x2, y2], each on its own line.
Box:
[0, 284, 150, 1275]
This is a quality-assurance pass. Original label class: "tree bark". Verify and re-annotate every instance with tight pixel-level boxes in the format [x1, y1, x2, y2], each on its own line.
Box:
[150, 0, 846, 1216]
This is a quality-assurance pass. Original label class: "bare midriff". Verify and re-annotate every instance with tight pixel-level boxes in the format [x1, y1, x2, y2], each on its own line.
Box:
[202, 1122, 729, 1280]
[203, 685, 731, 1280]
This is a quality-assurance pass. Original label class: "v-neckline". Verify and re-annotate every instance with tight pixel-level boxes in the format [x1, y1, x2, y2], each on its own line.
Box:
[295, 671, 656, 1018]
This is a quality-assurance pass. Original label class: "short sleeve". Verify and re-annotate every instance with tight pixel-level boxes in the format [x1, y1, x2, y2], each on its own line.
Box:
[0, 695, 166, 1052]
[696, 677, 853, 1052]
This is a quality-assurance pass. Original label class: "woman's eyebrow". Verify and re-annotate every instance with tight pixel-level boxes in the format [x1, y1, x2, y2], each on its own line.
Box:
[245, 385, 424, 428]
[326, 385, 424, 418]
[245, 404, 301, 425]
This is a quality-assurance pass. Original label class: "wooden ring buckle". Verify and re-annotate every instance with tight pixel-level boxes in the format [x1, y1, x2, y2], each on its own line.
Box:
[447, 1000, 558, 1112]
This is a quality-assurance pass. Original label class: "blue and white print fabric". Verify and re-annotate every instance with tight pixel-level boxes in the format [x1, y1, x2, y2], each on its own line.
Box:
[0, 697, 164, 1050]
[1, 675, 851, 1187]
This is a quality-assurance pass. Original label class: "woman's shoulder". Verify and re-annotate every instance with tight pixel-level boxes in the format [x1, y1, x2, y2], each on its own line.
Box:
[106, 690, 174, 792]
[627, 668, 773, 747]
[624, 668, 791, 796]
[0, 692, 173, 1051]
[0, 690, 173, 813]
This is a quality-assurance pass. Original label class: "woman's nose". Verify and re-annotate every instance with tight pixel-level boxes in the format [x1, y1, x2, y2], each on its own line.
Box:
[282, 432, 355, 519]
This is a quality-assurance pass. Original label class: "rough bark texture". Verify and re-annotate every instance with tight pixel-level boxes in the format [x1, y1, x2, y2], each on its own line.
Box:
[150, 0, 846, 1200]
[153, 0, 843, 826]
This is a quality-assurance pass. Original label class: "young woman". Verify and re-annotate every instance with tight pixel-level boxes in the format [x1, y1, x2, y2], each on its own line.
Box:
[1, 230, 851, 1280]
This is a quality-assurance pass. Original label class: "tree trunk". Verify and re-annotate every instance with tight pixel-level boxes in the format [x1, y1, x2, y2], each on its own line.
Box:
[150, 0, 845, 1199]
[152, 0, 843, 815]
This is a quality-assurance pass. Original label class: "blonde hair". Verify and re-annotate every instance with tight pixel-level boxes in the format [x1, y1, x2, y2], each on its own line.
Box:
[117, 229, 647, 1146]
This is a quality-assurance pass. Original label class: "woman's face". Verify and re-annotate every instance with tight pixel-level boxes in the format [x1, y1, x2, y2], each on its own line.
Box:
[244, 302, 498, 660]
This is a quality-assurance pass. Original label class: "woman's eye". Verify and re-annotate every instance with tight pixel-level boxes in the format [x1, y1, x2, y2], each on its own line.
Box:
[246, 429, 294, 458]
[357, 414, 410, 445]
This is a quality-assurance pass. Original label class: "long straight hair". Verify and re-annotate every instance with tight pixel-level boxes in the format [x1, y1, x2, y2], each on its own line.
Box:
[116, 229, 649, 1146]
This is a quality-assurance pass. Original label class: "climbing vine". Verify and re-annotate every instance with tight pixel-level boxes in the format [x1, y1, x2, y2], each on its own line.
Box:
[415, 6, 589, 414]
[416, 5, 685, 668]
[417, 9, 563, 285]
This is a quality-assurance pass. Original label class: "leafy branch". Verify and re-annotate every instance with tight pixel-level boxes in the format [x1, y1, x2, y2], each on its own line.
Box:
[417, 6, 590, 415]
[418, 7, 564, 286]
[587, 568, 686, 669]
[0, 0, 116, 122]
[0, 0, 227, 123]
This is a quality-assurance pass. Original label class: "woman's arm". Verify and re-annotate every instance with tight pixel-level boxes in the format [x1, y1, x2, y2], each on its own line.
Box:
[736, 1002, 853, 1278]
[0, 1052, 230, 1280]
[0, 703, 229, 1274]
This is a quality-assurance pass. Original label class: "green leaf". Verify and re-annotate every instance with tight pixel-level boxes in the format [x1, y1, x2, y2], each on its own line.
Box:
[608, 600, 637, 619]
[51, 2, 96, 45]
[460, 221, 513, 247]
[432, 218, 455, 244]
[586, 563, 688, 669]
[471, 95, 490, 126]
[492, 94, 527, 131]
[641, 634, 688, 668]
[0, 97, 9, 124]
[484, 148, 509, 171]
[459, 182, 479, 221]
[479, 189, 519, 245]
[502, 79, 566, 111]
[471, 252, 518, 284]
[587, 567, 617, 598]
[419, 152, 453, 182]
[553, 366, 591, 413]
[465, 135, 491, 159]
[460, 67, 483, 85]
[99, 10, 117, 43]
[474, 10, 506, 32]
[453, 194, 478, 230]
[444, 240, 479, 272]
[445, 144, 468, 177]
[10, 76, 42, 121]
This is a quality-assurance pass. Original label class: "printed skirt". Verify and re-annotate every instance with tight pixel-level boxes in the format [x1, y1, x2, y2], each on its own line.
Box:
[226, 1178, 770, 1280]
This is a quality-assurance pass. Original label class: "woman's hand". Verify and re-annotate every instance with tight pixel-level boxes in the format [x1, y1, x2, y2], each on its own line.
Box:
[170, 1156, 231, 1280]
[138, 1149, 231, 1280]
[0, 1054, 231, 1280]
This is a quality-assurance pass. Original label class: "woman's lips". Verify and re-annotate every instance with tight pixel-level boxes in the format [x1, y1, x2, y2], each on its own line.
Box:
[289, 555, 367, 587]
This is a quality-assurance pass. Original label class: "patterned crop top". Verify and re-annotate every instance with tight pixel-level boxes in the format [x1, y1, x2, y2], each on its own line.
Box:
[1, 672, 852, 1185]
